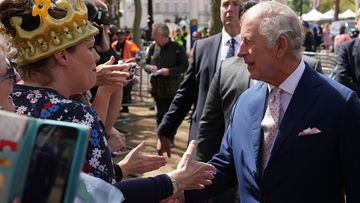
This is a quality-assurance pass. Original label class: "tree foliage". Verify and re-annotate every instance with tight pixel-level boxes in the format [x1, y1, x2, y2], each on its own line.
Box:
[133, 0, 142, 48]
[210, 0, 222, 36]
[289, 0, 355, 14]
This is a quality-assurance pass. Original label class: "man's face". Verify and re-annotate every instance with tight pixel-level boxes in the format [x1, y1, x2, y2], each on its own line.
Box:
[238, 14, 279, 82]
[151, 28, 162, 45]
[118, 33, 126, 43]
[220, 0, 242, 27]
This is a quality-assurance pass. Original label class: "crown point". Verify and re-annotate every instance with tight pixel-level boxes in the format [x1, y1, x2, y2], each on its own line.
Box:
[26, 41, 35, 56]
[50, 31, 61, 45]
[32, 0, 51, 19]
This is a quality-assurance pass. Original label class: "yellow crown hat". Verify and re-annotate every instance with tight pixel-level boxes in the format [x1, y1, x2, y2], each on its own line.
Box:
[8, 0, 99, 65]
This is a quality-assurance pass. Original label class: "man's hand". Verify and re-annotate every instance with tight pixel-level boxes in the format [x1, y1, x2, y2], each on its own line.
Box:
[117, 142, 167, 176]
[157, 136, 171, 157]
[168, 140, 216, 191]
[159, 68, 170, 76]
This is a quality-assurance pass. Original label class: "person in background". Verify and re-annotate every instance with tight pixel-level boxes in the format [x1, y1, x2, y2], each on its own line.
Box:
[188, 31, 202, 59]
[302, 21, 316, 52]
[181, 26, 188, 50]
[321, 23, 332, 52]
[111, 29, 140, 113]
[185, 2, 360, 202]
[334, 24, 352, 53]
[174, 28, 184, 47]
[313, 20, 323, 50]
[156, 0, 242, 158]
[335, 8, 360, 98]
[144, 23, 188, 146]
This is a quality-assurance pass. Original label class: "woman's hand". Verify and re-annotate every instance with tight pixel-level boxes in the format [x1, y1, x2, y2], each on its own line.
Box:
[117, 142, 167, 177]
[96, 56, 130, 87]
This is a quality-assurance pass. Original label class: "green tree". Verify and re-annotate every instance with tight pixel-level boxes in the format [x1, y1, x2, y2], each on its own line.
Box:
[132, 0, 142, 48]
[210, 0, 222, 36]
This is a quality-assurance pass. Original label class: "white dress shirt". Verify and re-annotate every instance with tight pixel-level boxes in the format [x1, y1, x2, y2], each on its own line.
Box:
[266, 60, 306, 122]
[216, 29, 241, 71]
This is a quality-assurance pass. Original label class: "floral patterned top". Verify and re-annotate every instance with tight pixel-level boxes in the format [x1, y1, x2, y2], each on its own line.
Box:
[12, 84, 116, 184]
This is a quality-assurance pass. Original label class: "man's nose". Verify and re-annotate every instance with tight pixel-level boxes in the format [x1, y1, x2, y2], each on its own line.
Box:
[237, 41, 246, 57]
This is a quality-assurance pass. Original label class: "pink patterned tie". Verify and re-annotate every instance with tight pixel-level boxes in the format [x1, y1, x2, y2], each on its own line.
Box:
[261, 87, 281, 171]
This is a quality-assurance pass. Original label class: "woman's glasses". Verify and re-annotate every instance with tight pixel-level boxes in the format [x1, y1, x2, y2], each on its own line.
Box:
[0, 59, 17, 83]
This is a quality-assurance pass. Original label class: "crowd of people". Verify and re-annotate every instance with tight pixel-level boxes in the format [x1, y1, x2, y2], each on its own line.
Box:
[1, 0, 360, 202]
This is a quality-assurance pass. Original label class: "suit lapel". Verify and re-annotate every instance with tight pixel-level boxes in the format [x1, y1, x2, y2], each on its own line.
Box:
[352, 38, 360, 78]
[249, 83, 268, 170]
[209, 34, 222, 75]
[267, 66, 323, 165]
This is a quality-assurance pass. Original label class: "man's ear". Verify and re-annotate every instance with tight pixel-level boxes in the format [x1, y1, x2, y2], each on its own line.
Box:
[53, 50, 68, 66]
[276, 34, 288, 58]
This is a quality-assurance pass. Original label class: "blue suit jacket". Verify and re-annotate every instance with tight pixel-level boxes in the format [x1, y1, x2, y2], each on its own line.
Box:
[185, 65, 360, 203]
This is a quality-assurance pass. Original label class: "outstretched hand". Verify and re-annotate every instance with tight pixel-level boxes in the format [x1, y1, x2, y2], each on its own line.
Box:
[168, 140, 216, 191]
[117, 142, 167, 177]
[96, 56, 130, 87]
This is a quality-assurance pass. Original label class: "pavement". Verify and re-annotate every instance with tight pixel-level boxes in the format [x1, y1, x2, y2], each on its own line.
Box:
[113, 106, 190, 178]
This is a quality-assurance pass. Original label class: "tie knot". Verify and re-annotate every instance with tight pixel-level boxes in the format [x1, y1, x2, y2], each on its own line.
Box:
[228, 38, 235, 46]
[226, 38, 236, 58]
[270, 87, 281, 100]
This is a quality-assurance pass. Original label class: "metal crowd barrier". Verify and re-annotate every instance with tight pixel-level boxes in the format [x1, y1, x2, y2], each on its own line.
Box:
[303, 51, 338, 77]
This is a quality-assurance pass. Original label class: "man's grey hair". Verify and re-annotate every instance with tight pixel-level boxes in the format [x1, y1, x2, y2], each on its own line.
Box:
[153, 23, 170, 38]
[244, 1, 304, 58]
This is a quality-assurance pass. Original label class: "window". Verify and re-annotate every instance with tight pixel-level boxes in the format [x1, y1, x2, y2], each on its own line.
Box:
[155, 3, 160, 12]
[174, 3, 179, 13]
[165, 3, 169, 12]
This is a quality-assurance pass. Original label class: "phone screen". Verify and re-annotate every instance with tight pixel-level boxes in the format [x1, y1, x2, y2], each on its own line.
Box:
[22, 125, 78, 203]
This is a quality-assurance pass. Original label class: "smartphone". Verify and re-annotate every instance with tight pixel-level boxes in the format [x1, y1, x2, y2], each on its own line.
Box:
[127, 63, 137, 80]
[21, 125, 85, 203]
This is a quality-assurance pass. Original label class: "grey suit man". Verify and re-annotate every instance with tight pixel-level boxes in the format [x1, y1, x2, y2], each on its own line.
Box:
[197, 56, 250, 162]
[156, 0, 243, 158]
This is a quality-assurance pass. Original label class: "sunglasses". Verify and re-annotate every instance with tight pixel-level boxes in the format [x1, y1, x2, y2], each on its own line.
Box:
[0, 59, 17, 83]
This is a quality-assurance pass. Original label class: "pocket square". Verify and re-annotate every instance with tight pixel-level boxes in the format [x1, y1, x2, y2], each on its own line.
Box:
[298, 127, 321, 136]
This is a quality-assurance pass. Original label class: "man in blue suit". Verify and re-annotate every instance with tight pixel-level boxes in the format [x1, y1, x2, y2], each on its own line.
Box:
[184, 2, 360, 202]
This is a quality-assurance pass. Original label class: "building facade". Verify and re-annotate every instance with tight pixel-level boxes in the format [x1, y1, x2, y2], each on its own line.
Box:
[119, 0, 211, 29]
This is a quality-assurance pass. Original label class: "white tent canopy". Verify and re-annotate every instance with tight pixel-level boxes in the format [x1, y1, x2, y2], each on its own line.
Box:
[339, 9, 356, 19]
[301, 9, 326, 21]
[322, 9, 334, 20]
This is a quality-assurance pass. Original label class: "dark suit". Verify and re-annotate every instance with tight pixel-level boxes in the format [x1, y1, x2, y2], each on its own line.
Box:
[186, 65, 360, 203]
[157, 33, 222, 141]
[196, 57, 320, 163]
[197, 56, 250, 162]
[335, 38, 360, 97]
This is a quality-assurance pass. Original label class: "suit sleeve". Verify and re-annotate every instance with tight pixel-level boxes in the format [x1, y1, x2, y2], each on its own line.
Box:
[157, 42, 199, 138]
[113, 174, 173, 203]
[197, 68, 225, 162]
[341, 92, 360, 202]
[185, 111, 238, 202]
[335, 43, 360, 97]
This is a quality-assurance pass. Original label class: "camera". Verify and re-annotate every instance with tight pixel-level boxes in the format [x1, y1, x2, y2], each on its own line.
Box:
[94, 9, 111, 25]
